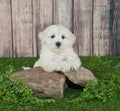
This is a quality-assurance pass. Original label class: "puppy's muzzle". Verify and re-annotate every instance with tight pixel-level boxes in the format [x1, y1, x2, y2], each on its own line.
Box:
[56, 42, 61, 48]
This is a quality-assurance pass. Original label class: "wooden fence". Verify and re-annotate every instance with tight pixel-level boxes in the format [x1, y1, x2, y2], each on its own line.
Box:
[0, 0, 120, 57]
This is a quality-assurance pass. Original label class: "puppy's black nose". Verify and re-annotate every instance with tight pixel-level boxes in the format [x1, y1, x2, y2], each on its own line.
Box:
[56, 42, 61, 47]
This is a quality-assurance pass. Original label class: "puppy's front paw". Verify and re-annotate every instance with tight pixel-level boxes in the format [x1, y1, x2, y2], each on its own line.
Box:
[65, 60, 81, 71]
[60, 62, 71, 73]
[23, 66, 31, 70]
[71, 61, 81, 70]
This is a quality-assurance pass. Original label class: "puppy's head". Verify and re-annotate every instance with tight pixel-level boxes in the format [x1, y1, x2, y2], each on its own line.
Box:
[39, 25, 76, 51]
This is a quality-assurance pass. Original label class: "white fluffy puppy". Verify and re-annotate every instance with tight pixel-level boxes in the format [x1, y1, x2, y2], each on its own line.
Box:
[33, 25, 81, 72]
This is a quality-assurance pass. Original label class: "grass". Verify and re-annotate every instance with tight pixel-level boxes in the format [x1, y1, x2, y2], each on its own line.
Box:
[0, 56, 120, 111]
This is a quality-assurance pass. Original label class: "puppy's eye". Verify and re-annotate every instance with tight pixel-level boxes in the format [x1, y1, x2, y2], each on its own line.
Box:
[51, 35, 55, 39]
[61, 35, 65, 39]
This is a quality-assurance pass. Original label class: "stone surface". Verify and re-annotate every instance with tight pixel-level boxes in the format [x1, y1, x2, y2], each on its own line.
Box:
[10, 67, 66, 98]
[64, 66, 97, 87]
[10, 66, 97, 98]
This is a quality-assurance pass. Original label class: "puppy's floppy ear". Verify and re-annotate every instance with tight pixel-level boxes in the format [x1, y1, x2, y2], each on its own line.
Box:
[38, 32, 46, 44]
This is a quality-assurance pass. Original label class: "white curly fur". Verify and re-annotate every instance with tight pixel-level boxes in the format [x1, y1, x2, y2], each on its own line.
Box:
[24, 25, 81, 72]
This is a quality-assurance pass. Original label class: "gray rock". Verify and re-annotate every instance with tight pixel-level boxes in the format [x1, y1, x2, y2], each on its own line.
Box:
[10, 67, 66, 98]
[10, 66, 97, 98]
[64, 66, 97, 87]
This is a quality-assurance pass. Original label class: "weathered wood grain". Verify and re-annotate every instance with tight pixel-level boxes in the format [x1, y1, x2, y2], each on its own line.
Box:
[73, 0, 93, 56]
[33, 0, 53, 56]
[12, 0, 33, 57]
[53, 0, 73, 30]
[0, 0, 12, 57]
[110, 0, 120, 55]
[0, 0, 120, 57]
[93, 0, 110, 56]
[114, 0, 120, 55]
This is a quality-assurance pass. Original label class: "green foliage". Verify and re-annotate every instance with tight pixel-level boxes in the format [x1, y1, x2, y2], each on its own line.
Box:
[0, 57, 120, 111]
[69, 74, 120, 103]
[0, 64, 55, 111]
[67, 57, 120, 110]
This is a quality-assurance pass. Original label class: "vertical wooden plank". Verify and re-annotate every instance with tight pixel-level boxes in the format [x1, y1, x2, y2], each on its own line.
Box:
[12, 0, 33, 57]
[0, 0, 12, 57]
[110, 0, 120, 55]
[33, 0, 53, 56]
[53, 0, 72, 30]
[73, 0, 93, 56]
[93, 0, 110, 56]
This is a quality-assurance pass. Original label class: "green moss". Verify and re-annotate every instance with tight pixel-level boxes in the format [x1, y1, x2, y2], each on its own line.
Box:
[0, 56, 120, 111]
